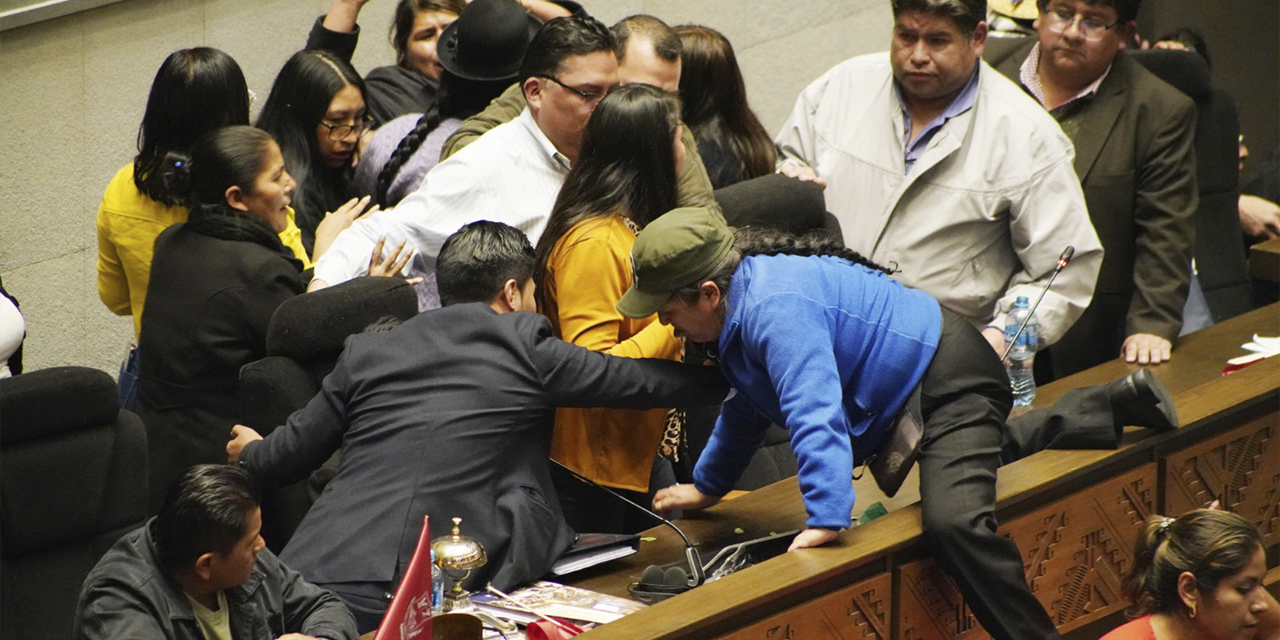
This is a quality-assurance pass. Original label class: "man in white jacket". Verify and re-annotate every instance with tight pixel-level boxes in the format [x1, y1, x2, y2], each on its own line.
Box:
[776, 0, 1103, 355]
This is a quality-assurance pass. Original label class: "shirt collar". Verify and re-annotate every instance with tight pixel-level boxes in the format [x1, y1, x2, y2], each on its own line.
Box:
[1020, 42, 1112, 114]
[517, 108, 573, 172]
[895, 62, 981, 140]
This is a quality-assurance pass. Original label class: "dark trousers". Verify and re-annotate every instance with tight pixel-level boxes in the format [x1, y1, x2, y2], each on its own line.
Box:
[915, 311, 1117, 640]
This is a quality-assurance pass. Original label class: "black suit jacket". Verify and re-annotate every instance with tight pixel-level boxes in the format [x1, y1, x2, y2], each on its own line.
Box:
[986, 38, 1198, 377]
[241, 303, 727, 592]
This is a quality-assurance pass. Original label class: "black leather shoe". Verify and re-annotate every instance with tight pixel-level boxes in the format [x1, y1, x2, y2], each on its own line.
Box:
[1107, 368, 1178, 431]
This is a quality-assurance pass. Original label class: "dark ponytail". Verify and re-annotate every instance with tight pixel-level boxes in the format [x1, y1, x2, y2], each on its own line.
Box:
[375, 109, 441, 207]
[1122, 509, 1264, 617]
[182, 126, 291, 258]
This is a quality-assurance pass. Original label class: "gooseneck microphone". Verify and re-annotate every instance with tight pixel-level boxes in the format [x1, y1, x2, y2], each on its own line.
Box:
[1001, 246, 1075, 363]
[550, 460, 704, 599]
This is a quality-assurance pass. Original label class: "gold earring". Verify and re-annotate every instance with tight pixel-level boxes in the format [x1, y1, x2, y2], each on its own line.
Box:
[1189, 603, 1197, 619]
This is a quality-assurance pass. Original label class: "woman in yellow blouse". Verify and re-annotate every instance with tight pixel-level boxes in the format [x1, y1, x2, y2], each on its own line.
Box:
[534, 84, 689, 533]
[97, 48, 370, 340]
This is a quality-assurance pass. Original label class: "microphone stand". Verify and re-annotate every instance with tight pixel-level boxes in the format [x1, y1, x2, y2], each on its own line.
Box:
[1001, 246, 1075, 363]
[550, 459, 705, 589]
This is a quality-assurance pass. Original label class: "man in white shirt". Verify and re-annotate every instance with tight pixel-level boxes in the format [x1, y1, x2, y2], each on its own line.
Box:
[311, 15, 619, 294]
[775, 0, 1103, 355]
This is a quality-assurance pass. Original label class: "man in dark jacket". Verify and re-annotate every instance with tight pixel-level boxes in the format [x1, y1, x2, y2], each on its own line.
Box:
[75, 465, 356, 640]
[985, 0, 1197, 378]
[227, 221, 727, 631]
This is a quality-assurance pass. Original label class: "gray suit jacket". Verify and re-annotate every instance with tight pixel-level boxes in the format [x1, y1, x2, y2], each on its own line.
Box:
[242, 303, 726, 593]
[986, 38, 1198, 377]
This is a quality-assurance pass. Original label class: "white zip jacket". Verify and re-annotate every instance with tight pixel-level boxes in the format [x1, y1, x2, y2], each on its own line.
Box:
[776, 52, 1103, 345]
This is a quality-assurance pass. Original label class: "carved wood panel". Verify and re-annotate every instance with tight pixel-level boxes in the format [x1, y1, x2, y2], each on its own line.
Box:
[896, 465, 1157, 639]
[717, 573, 892, 640]
[1163, 413, 1279, 546]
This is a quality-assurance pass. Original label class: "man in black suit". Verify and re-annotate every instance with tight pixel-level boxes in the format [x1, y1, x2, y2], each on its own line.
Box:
[227, 221, 726, 631]
[985, 0, 1197, 378]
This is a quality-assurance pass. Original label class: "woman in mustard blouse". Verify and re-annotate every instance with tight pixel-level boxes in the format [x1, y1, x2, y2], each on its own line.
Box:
[533, 84, 688, 533]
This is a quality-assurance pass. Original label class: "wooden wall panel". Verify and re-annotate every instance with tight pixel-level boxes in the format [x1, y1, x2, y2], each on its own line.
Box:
[1163, 413, 1279, 546]
[717, 573, 892, 640]
[896, 465, 1157, 639]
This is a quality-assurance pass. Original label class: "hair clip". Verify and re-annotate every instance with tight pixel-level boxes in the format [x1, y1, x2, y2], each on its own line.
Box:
[1156, 516, 1175, 538]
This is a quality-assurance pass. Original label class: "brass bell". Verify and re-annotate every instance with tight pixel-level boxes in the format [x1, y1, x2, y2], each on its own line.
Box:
[431, 517, 487, 612]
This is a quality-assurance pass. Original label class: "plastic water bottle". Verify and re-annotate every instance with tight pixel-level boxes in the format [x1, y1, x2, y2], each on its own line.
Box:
[431, 549, 444, 611]
[1004, 296, 1038, 407]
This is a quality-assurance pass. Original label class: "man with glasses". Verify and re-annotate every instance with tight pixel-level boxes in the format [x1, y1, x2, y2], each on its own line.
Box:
[437, 13, 716, 209]
[310, 14, 626, 293]
[986, 0, 1197, 378]
[775, 0, 1102, 359]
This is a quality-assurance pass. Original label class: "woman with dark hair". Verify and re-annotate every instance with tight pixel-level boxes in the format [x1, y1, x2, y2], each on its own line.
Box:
[619, 208, 1153, 640]
[306, 0, 573, 125]
[674, 25, 776, 189]
[531, 83, 685, 533]
[256, 49, 375, 253]
[354, 0, 538, 207]
[1101, 509, 1277, 640]
[98, 48, 353, 342]
[97, 48, 253, 339]
[136, 126, 403, 511]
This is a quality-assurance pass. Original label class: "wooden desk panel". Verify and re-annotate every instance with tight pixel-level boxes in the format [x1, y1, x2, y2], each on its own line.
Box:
[575, 305, 1280, 640]
[716, 573, 893, 640]
[894, 465, 1157, 640]
[1162, 413, 1280, 546]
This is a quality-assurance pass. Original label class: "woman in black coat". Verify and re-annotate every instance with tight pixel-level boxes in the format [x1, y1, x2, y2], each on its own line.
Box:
[137, 126, 311, 511]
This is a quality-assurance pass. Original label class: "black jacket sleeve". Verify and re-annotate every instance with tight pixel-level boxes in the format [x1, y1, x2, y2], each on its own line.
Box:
[306, 15, 359, 62]
[520, 314, 728, 409]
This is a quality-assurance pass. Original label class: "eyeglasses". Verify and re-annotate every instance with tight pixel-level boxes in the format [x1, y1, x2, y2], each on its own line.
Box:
[1043, 8, 1122, 41]
[318, 114, 373, 141]
[538, 75, 610, 103]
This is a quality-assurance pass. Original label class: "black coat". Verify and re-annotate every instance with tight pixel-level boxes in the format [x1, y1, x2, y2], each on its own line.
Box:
[138, 218, 305, 511]
[985, 38, 1198, 377]
[241, 303, 727, 592]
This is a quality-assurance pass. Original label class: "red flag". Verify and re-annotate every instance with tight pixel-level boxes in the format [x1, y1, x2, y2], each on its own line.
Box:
[375, 515, 433, 640]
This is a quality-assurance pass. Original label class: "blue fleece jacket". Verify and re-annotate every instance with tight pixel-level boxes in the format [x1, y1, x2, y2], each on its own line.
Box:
[693, 254, 941, 529]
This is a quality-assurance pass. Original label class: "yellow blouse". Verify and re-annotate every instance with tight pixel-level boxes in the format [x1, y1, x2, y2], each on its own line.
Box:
[97, 163, 312, 338]
[543, 215, 683, 492]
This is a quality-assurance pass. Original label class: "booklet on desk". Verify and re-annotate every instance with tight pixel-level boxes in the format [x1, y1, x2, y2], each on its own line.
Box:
[550, 532, 640, 576]
[472, 581, 646, 625]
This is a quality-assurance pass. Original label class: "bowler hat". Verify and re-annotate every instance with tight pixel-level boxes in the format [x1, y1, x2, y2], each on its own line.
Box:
[437, 0, 541, 82]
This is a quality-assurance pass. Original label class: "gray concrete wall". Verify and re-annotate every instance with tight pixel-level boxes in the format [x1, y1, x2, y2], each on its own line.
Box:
[0, 0, 892, 376]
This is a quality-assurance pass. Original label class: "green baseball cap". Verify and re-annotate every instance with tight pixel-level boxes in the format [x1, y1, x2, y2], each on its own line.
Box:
[616, 207, 734, 318]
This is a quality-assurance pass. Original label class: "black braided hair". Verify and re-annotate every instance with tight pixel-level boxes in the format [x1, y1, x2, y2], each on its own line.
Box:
[733, 226, 895, 275]
[375, 108, 442, 207]
[672, 225, 895, 308]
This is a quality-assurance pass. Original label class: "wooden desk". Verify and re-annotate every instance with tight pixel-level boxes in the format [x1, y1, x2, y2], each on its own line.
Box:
[1251, 238, 1280, 283]
[571, 304, 1280, 640]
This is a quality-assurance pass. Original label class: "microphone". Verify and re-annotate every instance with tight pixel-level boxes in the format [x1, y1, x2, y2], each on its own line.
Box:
[550, 460, 704, 600]
[1001, 246, 1074, 363]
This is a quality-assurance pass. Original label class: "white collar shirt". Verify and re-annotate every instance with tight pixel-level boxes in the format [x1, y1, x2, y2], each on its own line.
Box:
[313, 108, 572, 294]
